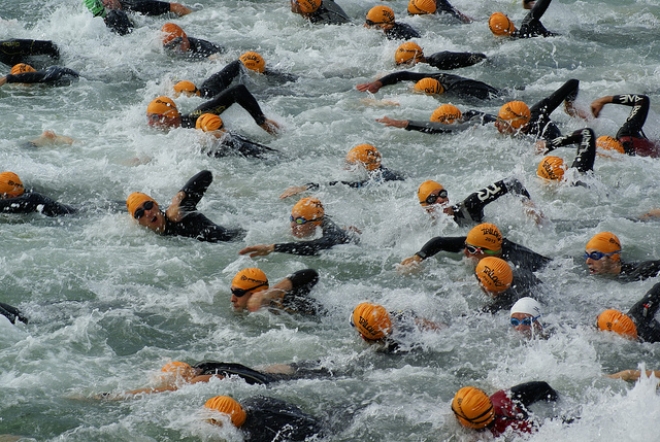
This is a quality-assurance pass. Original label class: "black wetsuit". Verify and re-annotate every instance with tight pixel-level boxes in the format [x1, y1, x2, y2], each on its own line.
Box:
[162, 170, 245, 242]
[120, 0, 171, 15]
[618, 260, 660, 282]
[194, 360, 333, 385]
[482, 268, 542, 313]
[415, 237, 551, 272]
[544, 128, 597, 185]
[447, 177, 535, 227]
[435, 0, 470, 23]
[198, 60, 297, 98]
[607, 94, 660, 157]
[0, 39, 60, 67]
[273, 269, 321, 315]
[180, 85, 268, 128]
[306, 166, 405, 190]
[385, 22, 421, 40]
[273, 218, 356, 256]
[425, 52, 487, 70]
[512, 0, 559, 38]
[240, 396, 324, 442]
[627, 282, 660, 343]
[524, 78, 580, 140]
[378, 70, 497, 100]
[306, 0, 350, 25]
[101, 1, 176, 35]
[0, 192, 76, 217]
[203, 131, 278, 159]
[103, 9, 135, 35]
[0, 302, 28, 325]
[406, 110, 497, 134]
[5, 66, 79, 86]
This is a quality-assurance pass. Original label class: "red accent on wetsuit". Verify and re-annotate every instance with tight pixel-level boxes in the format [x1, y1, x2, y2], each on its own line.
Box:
[619, 136, 660, 158]
[488, 390, 534, 437]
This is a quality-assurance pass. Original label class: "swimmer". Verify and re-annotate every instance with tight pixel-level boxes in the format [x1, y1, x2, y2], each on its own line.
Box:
[407, 0, 472, 23]
[536, 128, 597, 186]
[290, 0, 350, 25]
[376, 103, 497, 133]
[83, 0, 192, 35]
[230, 268, 321, 315]
[400, 222, 551, 272]
[126, 170, 244, 242]
[584, 232, 660, 282]
[0, 302, 28, 325]
[510, 297, 545, 339]
[239, 197, 357, 257]
[279, 144, 404, 199]
[0, 171, 76, 217]
[364, 6, 421, 40]
[195, 113, 279, 159]
[0, 63, 79, 87]
[0, 39, 60, 66]
[160, 22, 225, 59]
[488, 0, 559, 39]
[475, 257, 542, 314]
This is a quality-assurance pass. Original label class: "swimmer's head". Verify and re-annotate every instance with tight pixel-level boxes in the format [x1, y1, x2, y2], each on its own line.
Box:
[475, 257, 513, 296]
[417, 180, 448, 213]
[414, 78, 444, 95]
[596, 309, 638, 340]
[510, 297, 543, 337]
[394, 41, 424, 65]
[291, 197, 324, 237]
[489, 12, 516, 36]
[160, 361, 196, 382]
[240, 51, 266, 74]
[195, 113, 225, 133]
[204, 396, 247, 427]
[292, 0, 321, 14]
[430, 104, 462, 124]
[0, 172, 25, 198]
[586, 232, 621, 257]
[465, 223, 503, 258]
[451, 386, 495, 430]
[161, 22, 190, 52]
[351, 302, 392, 341]
[366, 5, 396, 27]
[345, 144, 382, 171]
[231, 268, 269, 310]
[407, 0, 436, 15]
[496, 101, 530, 133]
[173, 80, 200, 97]
[596, 136, 625, 155]
[10, 63, 36, 75]
[536, 156, 566, 181]
[146, 96, 180, 128]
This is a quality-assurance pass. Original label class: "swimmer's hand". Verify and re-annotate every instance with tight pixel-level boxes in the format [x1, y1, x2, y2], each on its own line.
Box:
[169, 2, 193, 15]
[31, 130, 75, 147]
[639, 209, 660, 221]
[376, 116, 409, 129]
[397, 254, 424, 274]
[522, 198, 545, 226]
[590, 96, 613, 118]
[260, 119, 281, 135]
[239, 244, 275, 258]
[356, 80, 383, 94]
[0, 76, 7, 87]
[280, 185, 309, 199]
[535, 140, 547, 154]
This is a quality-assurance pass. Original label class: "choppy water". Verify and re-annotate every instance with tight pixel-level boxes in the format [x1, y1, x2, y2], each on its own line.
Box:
[2, 0, 660, 440]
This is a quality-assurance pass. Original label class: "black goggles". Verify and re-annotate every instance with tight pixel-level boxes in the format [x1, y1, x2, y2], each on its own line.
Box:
[231, 283, 267, 298]
[365, 19, 387, 26]
[420, 189, 448, 205]
[133, 200, 154, 219]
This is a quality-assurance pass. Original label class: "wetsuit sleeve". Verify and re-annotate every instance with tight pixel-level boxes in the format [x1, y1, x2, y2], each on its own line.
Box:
[416, 236, 466, 259]
[377, 71, 435, 88]
[193, 362, 276, 385]
[119, 0, 171, 15]
[264, 69, 298, 83]
[0, 302, 28, 325]
[0, 192, 76, 217]
[287, 269, 320, 296]
[385, 23, 421, 40]
[405, 120, 475, 134]
[502, 239, 551, 272]
[103, 9, 134, 35]
[455, 178, 531, 224]
[435, 0, 469, 22]
[241, 396, 324, 442]
[509, 381, 558, 408]
[178, 170, 212, 211]
[226, 132, 278, 158]
[546, 128, 596, 173]
[612, 94, 650, 139]
[309, 0, 350, 24]
[518, 0, 559, 37]
[189, 84, 266, 127]
[4, 66, 77, 85]
[620, 261, 660, 282]
[274, 221, 353, 256]
[199, 60, 242, 98]
[279, 269, 321, 315]
[463, 110, 498, 124]
[424, 52, 487, 70]
[527, 79, 579, 139]
[0, 39, 60, 65]
[186, 37, 225, 58]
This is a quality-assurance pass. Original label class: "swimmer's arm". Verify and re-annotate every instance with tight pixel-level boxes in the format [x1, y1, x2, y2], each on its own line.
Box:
[0, 76, 6, 87]
[169, 2, 192, 15]
[590, 95, 614, 118]
[607, 370, 660, 382]
[239, 244, 276, 258]
[29, 130, 74, 147]
[376, 116, 409, 129]
[356, 80, 383, 93]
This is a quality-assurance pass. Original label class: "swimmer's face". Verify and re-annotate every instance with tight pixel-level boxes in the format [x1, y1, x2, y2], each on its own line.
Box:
[495, 118, 515, 135]
[463, 243, 500, 264]
[585, 249, 620, 275]
[147, 112, 180, 130]
[510, 312, 542, 339]
[230, 290, 250, 311]
[102, 0, 121, 9]
[134, 201, 165, 233]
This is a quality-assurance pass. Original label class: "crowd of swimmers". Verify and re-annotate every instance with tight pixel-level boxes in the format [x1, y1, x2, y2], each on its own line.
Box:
[2, 0, 660, 439]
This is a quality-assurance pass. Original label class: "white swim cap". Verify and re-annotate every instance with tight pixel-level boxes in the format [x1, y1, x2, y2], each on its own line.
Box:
[510, 297, 542, 317]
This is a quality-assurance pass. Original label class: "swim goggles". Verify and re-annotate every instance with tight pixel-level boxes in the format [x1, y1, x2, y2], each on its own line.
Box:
[290, 215, 321, 225]
[584, 250, 619, 261]
[365, 19, 387, 26]
[464, 243, 500, 256]
[133, 201, 155, 219]
[510, 315, 540, 327]
[231, 283, 268, 298]
[420, 189, 448, 206]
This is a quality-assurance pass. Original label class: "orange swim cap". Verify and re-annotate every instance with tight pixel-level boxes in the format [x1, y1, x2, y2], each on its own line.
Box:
[239, 51, 266, 73]
[430, 104, 462, 124]
[10, 63, 36, 75]
[0, 171, 25, 198]
[394, 41, 424, 65]
[536, 156, 566, 181]
[173, 80, 199, 97]
[414, 78, 444, 95]
[585, 232, 621, 257]
[366, 5, 395, 24]
[489, 12, 515, 36]
[195, 113, 225, 132]
[294, 0, 321, 14]
[346, 144, 382, 171]
[417, 180, 445, 205]
[475, 257, 513, 295]
[498, 101, 531, 130]
[161, 22, 187, 46]
[160, 361, 196, 381]
[408, 0, 436, 15]
[451, 386, 495, 430]
[126, 192, 158, 218]
[596, 136, 625, 154]
[466, 223, 503, 252]
[204, 396, 247, 427]
[231, 268, 269, 292]
[146, 96, 179, 118]
[596, 309, 638, 340]
[291, 197, 324, 222]
[352, 302, 392, 340]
